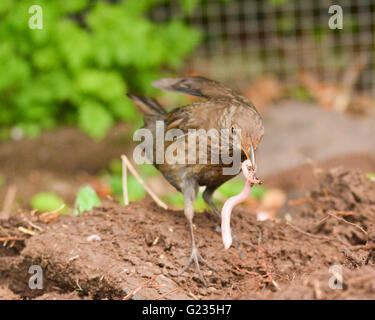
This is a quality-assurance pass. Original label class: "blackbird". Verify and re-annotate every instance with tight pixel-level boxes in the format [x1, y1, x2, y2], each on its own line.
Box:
[127, 76, 264, 286]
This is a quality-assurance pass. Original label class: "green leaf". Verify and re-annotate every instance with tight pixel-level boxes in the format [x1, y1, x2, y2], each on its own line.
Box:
[250, 185, 268, 200]
[139, 164, 158, 177]
[78, 101, 114, 140]
[218, 179, 268, 200]
[109, 158, 122, 175]
[108, 174, 146, 203]
[57, 0, 88, 13]
[31, 192, 68, 213]
[162, 192, 184, 208]
[126, 176, 146, 202]
[76, 70, 125, 102]
[218, 180, 246, 198]
[181, 0, 200, 14]
[74, 186, 101, 215]
[109, 98, 138, 121]
[0, 0, 201, 141]
[162, 192, 207, 211]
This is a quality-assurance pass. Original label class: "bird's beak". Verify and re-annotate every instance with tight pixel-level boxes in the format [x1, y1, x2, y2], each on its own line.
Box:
[249, 143, 256, 170]
[240, 142, 256, 170]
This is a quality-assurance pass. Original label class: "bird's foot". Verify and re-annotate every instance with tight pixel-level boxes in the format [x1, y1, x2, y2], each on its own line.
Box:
[179, 246, 216, 287]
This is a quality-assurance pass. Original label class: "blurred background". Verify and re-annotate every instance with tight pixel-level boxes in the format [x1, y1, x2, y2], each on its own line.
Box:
[0, 0, 374, 221]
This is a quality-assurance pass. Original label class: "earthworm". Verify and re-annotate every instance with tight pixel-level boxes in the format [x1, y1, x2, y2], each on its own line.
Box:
[221, 159, 261, 250]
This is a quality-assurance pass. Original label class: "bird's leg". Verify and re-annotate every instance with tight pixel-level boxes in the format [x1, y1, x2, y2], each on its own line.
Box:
[179, 182, 216, 287]
[203, 186, 221, 218]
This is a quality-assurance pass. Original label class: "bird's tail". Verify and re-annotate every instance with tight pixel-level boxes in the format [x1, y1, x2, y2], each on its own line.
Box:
[127, 94, 166, 116]
[151, 76, 235, 99]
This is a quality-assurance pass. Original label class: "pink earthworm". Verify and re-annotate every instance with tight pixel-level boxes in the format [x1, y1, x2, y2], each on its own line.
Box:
[221, 159, 261, 250]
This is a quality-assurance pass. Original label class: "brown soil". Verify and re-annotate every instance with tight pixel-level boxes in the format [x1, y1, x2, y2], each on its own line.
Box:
[1, 168, 374, 300]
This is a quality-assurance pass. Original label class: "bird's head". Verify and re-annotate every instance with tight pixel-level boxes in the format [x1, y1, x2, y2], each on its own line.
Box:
[229, 109, 264, 169]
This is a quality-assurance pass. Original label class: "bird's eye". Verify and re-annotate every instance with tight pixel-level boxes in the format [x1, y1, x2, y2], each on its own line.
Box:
[231, 126, 235, 134]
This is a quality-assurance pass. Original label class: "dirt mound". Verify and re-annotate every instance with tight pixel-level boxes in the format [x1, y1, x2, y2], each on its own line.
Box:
[0, 168, 374, 299]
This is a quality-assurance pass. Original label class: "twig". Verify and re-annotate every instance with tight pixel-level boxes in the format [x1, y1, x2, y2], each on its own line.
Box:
[0, 225, 11, 237]
[286, 222, 333, 241]
[288, 196, 313, 206]
[187, 292, 199, 300]
[257, 236, 279, 290]
[0, 236, 23, 241]
[0, 185, 17, 219]
[155, 288, 179, 300]
[327, 211, 367, 236]
[39, 204, 65, 223]
[123, 275, 158, 300]
[286, 222, 360, 250]
[18, 226, 35, 236]
[122, 156, 129, 206]
[23, 217, 43, 232]
[231, 262, 264, 282]
[328, 210, 357, 216]
[313, 280, 322, 299]
[121, 155, 168, 210]
[0, 225, 24, 246]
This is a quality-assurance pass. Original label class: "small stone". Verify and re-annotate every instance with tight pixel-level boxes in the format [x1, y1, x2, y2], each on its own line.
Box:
[169, 269, 178, 277]
[86, 234, 101, 242]
[207, 287, 217, 294]
[199, 288, 207, 296]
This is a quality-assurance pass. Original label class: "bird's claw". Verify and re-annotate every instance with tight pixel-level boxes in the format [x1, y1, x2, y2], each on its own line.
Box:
[179, 246, 216, 287]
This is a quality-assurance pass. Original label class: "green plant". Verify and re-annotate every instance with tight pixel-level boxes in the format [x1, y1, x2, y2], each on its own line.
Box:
[162, 191, 208, 211]
[30, 192, 68, 213]
[74, 186, 101, 215]
[101, 160, 158, 204]
[0, 0, 201, 139]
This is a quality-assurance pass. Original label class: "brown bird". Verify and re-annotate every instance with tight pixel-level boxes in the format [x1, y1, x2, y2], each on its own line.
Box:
[127, 76, 264, 286]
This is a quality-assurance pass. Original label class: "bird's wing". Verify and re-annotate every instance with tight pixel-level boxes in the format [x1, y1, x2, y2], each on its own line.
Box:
[165, 100, 224, 132]
[152, 76, 236, 99]
[127, 94, 165, 115]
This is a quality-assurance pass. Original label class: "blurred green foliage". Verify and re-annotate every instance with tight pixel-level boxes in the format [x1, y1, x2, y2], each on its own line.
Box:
[97, 157, 270, 211]
[162, 191, 208, 211]
[100, 159, 159, 203]
[30, 191, 69, 213]
[74, 186, 101, 215]
[0, 0, 201, 139]
[217, 179, 268, 200]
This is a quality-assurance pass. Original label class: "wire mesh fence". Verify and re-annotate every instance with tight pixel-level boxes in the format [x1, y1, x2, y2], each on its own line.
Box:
[152, 0, 374, 96]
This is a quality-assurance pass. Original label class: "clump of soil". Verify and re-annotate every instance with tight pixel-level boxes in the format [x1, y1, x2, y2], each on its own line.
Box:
[0, 168, 374, 299]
